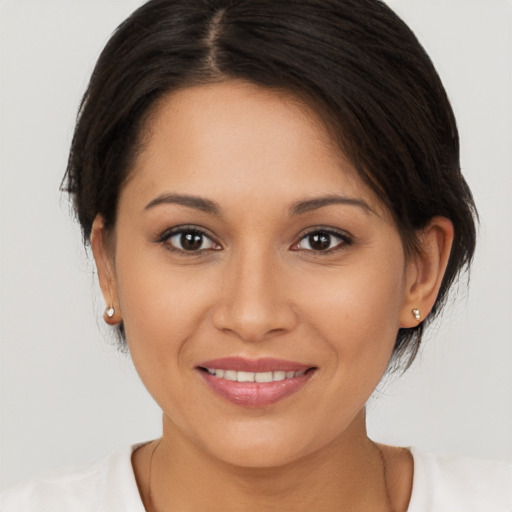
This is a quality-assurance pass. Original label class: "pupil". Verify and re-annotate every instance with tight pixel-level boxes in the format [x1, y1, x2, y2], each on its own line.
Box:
[309, 232, 330, 251]
[181, 231, 203, 251]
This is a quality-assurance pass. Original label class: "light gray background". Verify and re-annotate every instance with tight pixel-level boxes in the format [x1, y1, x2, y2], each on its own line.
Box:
[1, 0, 511, 491]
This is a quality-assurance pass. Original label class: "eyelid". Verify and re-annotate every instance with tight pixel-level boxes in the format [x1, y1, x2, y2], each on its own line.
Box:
[157, 225, 222, 254]
[291, 227, 353, 252]
[156, 225, 352, 255]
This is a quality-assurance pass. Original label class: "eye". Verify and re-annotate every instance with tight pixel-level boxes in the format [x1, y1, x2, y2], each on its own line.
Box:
[159, 227, 221, 253]
[293, 229, 352, 252]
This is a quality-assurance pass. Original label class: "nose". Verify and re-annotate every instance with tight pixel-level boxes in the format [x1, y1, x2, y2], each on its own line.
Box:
[212, 247, 298, 342]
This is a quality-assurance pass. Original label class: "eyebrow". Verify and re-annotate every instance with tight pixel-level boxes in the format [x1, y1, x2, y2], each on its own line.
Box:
[289, 195, 374, 216]
[144, 193, 222, 215]
[144, 192, 373, 217]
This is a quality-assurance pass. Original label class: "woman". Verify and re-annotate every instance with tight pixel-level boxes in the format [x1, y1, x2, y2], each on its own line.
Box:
[1, 0, 510, 510]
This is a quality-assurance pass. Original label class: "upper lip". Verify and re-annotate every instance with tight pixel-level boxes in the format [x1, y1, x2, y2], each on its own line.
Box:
[197, 357, 314, 373]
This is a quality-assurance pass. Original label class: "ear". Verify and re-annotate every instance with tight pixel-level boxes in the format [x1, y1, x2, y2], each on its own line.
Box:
[91, 215, 122, 325]
[400, 216, 454, 327]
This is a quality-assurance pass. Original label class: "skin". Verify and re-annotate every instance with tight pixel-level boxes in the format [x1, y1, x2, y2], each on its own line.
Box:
[92, 80, 454, 511]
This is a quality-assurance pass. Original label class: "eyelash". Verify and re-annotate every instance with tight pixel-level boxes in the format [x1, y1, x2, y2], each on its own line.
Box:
[157, 226, 353, 256]
[291, 228, 353, 254]
[157, 225, 221, 256]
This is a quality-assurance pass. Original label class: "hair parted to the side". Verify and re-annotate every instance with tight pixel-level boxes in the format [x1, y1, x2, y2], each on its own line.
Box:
[63, 0, 477, 370]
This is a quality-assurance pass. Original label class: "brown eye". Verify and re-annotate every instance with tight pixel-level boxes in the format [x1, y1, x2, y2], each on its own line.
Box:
[295, 230, 351, 252]
[307, 233, 331, 251]
[180, 231, 204, 251]
[164, 229, 219, 253]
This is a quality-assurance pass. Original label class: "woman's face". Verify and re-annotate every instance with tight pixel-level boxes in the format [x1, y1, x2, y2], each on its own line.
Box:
[96, 81, 420, 467]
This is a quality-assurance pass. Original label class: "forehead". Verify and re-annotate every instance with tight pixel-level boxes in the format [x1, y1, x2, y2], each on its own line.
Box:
[126, 80, 385, 216]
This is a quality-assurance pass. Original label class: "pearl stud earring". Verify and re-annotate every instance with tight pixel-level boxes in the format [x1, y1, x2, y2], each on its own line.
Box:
[412, 308, 421, 321]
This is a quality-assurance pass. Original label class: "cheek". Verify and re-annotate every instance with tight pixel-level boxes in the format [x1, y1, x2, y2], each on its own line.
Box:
[294, 250, 406, 371]
[113, 257, 222, 422]
[291, 259, 405, 432]
[113, 248, 216, 372]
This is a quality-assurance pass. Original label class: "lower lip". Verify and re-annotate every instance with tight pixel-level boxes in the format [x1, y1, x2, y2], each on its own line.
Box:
[199, 370, 314, 407]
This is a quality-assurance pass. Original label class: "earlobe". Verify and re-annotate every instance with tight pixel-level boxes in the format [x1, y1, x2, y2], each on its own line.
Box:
[91, 216, 122, 325]
[400, 216, 454, 328]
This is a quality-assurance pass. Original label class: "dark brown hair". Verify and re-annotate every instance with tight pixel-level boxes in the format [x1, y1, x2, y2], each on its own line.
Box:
[63, 0, 477, 369]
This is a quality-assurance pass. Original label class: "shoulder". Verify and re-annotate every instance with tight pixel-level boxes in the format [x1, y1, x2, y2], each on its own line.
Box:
[408, 448, 512, 512]
[0, 445, 146, 512]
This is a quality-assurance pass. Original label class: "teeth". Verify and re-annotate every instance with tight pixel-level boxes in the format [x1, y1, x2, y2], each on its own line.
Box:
[255, 372, 273, 383]
[237, 371, 255, 382]
[205, 368, 308, 382]
[224, 370, 237, 381]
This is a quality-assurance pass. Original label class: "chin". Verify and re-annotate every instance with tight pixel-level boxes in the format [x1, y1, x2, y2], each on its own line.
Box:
[192, 418, 329, 469]
[209, 440, 306, 469]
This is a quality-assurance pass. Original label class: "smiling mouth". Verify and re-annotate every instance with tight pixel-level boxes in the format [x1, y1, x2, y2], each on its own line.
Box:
[197, 359, 317, 406]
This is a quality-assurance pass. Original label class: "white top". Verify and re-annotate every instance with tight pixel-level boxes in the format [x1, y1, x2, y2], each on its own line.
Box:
[1, 445, 511, 511]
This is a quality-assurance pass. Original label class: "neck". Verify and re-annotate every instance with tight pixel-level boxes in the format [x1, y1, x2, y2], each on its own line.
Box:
[139, 410, 397, 512]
